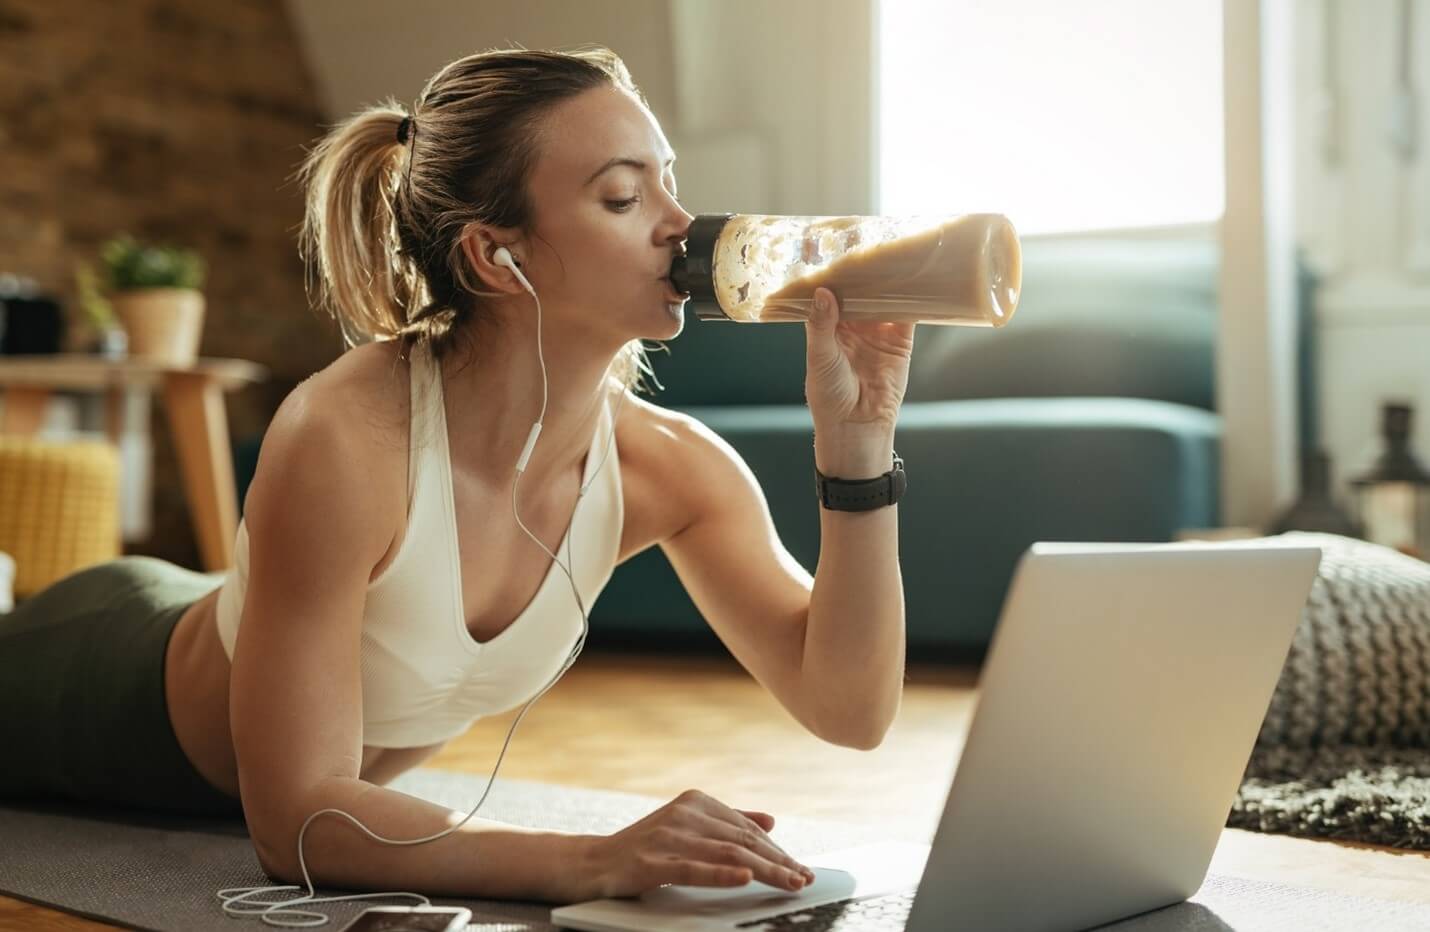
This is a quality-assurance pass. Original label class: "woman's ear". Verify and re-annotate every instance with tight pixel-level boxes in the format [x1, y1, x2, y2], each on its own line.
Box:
[458, 223, 526, 295]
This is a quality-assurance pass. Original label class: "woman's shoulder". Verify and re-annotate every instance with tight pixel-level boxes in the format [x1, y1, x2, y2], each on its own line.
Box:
[246, 341, 410, 555]
[253, 342, 412, 515]
[608, 386, 710, 534]
[612, 385, 705, 463]
[609, 382, 679, 465]
[283, 340, 414, 455]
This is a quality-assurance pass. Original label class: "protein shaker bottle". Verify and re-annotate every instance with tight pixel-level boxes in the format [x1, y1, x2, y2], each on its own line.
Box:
[668, 212, 1022, 326]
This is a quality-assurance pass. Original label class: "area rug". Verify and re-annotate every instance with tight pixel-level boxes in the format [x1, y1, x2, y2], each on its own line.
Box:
[1229, 533, 1430, 849]
[1232, 744, 1430, 847]
[3, 768, 1430, 931]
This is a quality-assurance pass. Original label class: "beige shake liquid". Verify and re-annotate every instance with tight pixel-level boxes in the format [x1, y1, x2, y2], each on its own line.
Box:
[710, 213, 1021, 326]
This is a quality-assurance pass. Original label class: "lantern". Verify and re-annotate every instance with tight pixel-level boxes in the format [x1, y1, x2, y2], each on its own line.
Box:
[1350, 402, 1430, 560]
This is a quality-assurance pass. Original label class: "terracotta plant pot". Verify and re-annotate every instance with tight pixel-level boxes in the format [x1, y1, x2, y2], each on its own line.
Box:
[110, 287, 205, 365]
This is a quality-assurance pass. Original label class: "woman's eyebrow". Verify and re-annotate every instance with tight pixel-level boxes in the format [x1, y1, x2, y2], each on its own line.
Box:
[584, 154, 678, 187]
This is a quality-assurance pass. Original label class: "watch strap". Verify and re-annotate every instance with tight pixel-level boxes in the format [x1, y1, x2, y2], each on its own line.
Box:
[815, 453, 906, 511]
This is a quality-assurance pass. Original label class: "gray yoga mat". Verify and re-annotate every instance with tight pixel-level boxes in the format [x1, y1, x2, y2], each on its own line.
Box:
[3, 767, 1429, 931]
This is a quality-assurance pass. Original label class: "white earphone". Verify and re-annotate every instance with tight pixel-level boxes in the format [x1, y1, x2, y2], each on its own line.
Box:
[491, 245, 546, 475]
[220, 239, 629, 928]
[492, 245, 534, 295]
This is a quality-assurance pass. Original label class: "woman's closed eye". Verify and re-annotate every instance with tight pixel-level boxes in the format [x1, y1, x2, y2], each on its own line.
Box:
[605, 188, 681, 213]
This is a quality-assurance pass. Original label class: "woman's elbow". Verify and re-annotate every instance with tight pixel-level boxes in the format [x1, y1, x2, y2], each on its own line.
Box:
[252, 832, 298, 884]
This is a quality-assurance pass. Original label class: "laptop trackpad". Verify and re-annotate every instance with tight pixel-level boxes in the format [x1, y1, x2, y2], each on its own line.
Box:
[637, 841, 929, 919]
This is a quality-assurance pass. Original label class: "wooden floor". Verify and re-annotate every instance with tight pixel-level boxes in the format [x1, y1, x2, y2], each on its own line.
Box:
[6, 650, 1430, 929]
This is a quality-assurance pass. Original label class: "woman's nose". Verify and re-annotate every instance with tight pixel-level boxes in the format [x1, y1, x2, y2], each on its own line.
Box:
[675, 204, 694, 233]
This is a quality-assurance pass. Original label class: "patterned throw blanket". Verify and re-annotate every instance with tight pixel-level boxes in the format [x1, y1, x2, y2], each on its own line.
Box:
[1228, 532, 1430, 847]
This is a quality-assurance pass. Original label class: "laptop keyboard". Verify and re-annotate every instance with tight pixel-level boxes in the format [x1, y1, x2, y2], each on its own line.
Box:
[734, 889, 916, 931]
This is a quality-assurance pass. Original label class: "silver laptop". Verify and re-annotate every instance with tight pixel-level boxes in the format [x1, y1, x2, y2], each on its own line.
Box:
[551, 539, 1322, 932]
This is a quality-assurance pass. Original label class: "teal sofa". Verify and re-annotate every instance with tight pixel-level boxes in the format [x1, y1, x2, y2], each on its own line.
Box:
[589, 234, 1222, 658]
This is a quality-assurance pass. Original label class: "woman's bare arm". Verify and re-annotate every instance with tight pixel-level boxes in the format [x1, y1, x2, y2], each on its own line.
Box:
[228, 380, 595, 903]
[265, 776, 596, 902]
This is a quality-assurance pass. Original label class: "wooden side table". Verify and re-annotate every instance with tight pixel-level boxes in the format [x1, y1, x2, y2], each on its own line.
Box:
[0, 354, 268, 571]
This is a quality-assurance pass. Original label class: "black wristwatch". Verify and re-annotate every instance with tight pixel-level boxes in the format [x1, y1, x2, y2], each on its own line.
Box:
[815, 452, 907, 511]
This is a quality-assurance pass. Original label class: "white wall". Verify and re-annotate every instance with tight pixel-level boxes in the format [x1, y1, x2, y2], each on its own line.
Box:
[283, 0, 876, 217]
[284, 0, 680, 126]
[1219, 0, 1300, 528]
[1294, 0, 1430, 508]
[667, 0, 876, 215]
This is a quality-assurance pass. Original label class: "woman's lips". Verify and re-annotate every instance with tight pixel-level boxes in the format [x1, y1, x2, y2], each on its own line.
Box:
[660, 277, 688, 302]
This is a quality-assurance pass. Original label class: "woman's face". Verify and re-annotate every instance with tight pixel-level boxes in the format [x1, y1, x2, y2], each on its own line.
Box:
[513, 84, 695, 343]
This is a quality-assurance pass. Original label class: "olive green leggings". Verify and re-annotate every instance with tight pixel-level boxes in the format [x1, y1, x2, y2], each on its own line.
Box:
[0, 556, 244, 818]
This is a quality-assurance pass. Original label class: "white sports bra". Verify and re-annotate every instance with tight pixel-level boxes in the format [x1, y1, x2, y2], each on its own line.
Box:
[213, 340, 625, 747]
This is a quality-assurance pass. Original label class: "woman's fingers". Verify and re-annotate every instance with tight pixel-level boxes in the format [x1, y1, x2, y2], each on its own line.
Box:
[654, 855, 753, 888]
[593, 790, 818, 897]
[736, 808, 775, 832]
[684, 808, 814, 886]
[673, 833, 811, 891]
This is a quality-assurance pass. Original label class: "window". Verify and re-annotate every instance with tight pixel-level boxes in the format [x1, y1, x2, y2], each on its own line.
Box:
[877, 0, 1225, 235]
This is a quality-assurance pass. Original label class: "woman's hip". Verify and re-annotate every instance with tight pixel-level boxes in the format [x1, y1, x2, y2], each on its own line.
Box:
[0, 556, 240, 818]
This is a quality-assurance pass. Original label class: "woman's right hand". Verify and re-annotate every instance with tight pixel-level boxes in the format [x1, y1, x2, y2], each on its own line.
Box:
[585, 789, 818, 898]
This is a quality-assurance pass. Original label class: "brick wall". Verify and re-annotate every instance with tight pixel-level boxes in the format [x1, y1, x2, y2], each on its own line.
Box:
[0, 0, 341, 568]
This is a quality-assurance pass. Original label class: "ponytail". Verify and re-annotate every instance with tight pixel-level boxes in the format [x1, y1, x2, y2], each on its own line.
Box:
[296, 100, 421, 348]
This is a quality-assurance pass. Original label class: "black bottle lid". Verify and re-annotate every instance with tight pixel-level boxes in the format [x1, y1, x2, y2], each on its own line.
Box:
[669, 213, 735, 321]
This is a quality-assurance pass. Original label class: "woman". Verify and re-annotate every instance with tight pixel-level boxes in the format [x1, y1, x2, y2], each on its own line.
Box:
[0, 46, 915, 904]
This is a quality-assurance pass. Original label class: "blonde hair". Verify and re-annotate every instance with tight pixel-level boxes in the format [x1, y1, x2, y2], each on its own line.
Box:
[296, 45, 667, 394]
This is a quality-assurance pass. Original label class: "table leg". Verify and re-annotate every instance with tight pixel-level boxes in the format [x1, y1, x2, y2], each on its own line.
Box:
[103, 385, 129, 552]
[103, 385, 125, 446]
[161, 372, 237, 571]
[0, 387, 52, 435]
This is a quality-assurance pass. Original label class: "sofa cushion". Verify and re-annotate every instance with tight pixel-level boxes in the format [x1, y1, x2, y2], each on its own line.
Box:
[906, 234, 1219, 410]
[593, 395, 1222, 652]
[647, 316, 810, 407]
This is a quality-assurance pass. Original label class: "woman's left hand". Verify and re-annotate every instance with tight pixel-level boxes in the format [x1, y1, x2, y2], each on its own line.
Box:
[803, 286, 915, 429]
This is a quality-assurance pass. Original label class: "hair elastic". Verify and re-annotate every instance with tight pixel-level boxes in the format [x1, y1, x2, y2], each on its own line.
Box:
[397, 114, 417, 196]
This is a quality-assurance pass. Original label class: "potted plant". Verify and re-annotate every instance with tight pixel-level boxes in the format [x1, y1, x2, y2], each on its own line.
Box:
[90, 234, 207, 365]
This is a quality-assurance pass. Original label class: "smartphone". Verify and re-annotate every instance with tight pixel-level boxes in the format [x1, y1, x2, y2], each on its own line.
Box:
[337, 905, 472, 931]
